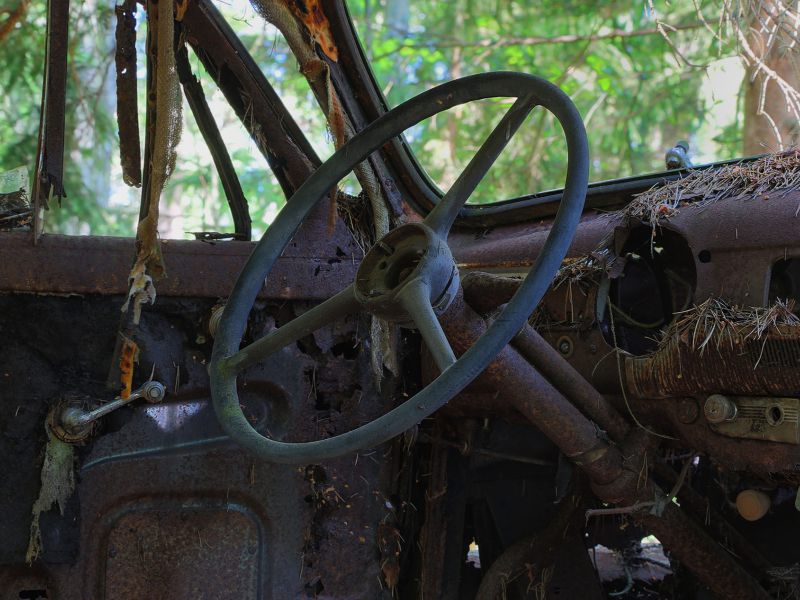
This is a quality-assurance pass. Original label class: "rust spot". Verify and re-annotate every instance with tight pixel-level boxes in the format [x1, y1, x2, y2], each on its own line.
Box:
[298, 55, 344, 232]
[119, 335, 139, 399]
[175, 0, 189, 21]
[326, 82, 345, 145]
[286, 0, 339, 61]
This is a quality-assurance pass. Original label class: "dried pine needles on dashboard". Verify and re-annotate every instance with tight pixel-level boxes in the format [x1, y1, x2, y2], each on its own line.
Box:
[658, 297, 800, 356]
[621, 149, 800, 226]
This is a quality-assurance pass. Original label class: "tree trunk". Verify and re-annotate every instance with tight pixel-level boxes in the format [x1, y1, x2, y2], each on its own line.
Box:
[742, 2, 800, 155]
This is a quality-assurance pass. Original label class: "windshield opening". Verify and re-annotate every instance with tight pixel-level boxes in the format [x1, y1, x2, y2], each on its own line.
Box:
[348, 1, 799, 205]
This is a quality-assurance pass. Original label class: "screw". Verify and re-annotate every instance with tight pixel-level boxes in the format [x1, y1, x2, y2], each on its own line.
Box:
[141, 381, 166, 403]
[556, 336, 573, 356]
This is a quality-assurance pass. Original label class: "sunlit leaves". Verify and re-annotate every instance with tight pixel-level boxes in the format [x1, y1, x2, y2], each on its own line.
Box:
[0, 0, 751, 233]
[351, 0, 746, 202]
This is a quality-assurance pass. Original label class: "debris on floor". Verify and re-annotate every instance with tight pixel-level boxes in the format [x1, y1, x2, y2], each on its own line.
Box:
[591, 536, 672, 599]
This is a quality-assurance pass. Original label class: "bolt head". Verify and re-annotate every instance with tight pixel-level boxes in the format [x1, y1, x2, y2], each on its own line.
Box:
[556, 336, 573, 356]
[142, 381, 166, 403]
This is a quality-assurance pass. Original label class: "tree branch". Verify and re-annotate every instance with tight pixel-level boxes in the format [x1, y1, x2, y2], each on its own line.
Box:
[0, 0, 29, 44]
[377, 22, 705, 52]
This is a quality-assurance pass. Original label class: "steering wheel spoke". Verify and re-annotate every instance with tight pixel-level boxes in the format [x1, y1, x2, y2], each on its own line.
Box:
[424, 94, 538, 236]
[223, 284, 360, 374]
[398, 278, 457, 372]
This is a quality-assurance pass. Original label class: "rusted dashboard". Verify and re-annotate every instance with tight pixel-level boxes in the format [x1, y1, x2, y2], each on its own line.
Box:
[3, 174, 800, 599]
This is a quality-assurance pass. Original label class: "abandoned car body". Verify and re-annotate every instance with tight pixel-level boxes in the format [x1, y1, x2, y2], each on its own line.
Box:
[2, 1, 800, 599]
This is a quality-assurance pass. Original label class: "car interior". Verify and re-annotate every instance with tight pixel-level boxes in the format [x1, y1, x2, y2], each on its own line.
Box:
[2, 1, 800, 599]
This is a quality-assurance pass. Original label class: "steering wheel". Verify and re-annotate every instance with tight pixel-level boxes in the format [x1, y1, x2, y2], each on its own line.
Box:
[209, 72, 589, 464]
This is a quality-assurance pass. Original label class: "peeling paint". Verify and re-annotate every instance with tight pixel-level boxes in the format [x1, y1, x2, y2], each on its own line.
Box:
[285, 0, 339, 61]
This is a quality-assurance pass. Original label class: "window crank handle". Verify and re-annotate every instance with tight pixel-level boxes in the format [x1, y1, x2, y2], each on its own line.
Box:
[58, 380, 166, 434]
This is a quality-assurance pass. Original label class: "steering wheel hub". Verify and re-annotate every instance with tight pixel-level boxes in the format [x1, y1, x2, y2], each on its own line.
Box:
[354, 222, 459, 321]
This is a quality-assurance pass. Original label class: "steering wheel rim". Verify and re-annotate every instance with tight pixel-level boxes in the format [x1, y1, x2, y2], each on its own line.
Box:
[209, 72, 589, 464]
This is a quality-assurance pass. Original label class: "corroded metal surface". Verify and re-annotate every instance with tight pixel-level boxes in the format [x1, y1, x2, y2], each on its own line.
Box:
[664, 189, 800, 306]
[435, 293, 772, 599]
[308, 2, 405, 218]
[0, 207, 360, 299]
[661, 407, 800, 475]
[34, 0, 69, 208]
[451, 188, 800, 310]
[438, 292, 624, 486]
[0, 292, 393, 598]
[114, 0, 141, 187]
[416, 437, 466, 599]
[181, 0, 320, 197]
[636, 503, 771, 600]
[475, 486, 586, 600]
[652, 461, 773, 575]
[449, 212, 613, 273]
[626, 326, 800, 399]
[102, 504, 263, 599]
[461, 271, 630, 442]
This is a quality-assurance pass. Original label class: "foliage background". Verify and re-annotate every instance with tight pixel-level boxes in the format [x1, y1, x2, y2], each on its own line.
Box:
[0, 0, 771, 237]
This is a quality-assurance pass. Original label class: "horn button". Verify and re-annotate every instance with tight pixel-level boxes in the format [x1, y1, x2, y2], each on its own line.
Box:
[354, 222, 459, 322]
